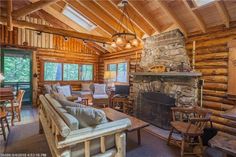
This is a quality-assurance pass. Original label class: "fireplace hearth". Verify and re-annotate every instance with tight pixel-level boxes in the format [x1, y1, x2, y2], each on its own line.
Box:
[136, 92, 175, 130]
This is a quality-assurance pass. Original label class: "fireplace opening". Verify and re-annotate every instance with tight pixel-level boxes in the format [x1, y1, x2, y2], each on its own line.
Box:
[136, 92, 175, 130]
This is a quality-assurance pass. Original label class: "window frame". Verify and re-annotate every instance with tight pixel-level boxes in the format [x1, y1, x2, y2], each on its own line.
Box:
[105, 59, 129, 84]
[41, 60, 94, 82]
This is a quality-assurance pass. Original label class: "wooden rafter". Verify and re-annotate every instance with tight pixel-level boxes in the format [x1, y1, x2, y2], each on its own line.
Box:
[12, 0, 59, 19]
[128, 1, 161, 33]
[95, 0, 144, 38]
[182, 0, 206, 33]
[0, 16, 112, 43]
[65, 0, 115, 36]
[157, 0, 187, 37]
[78, 0, 130, 36]
[215, 0, 230, 28]
[110, 0, 155, 36]
[7, 0, 13, 31]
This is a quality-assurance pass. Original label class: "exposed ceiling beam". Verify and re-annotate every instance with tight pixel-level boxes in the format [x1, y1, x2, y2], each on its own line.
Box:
[110, 0, 155, 36]
[7, 0, 13, 31]
[157, 0, 187, 37]
[0, 16, 112, 43]
[215, 0, 230, 28]
[65, 0, 115, 36]
[128, 1, 161, 33]
[95, 0, 144, 38]
[36, 10, 73, 30]
[12, 0, 59, 19]
[78, 0, 130, 37]
[182, 0, 206, 33]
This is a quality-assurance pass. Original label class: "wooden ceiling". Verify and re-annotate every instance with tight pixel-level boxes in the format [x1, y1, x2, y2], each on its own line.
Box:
[0, 0, 236, 53]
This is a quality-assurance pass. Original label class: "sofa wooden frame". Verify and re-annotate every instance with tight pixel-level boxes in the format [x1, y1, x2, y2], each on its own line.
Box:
[39, 95, 131, 157]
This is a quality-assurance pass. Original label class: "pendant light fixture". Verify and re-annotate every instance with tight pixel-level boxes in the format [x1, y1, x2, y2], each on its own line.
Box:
[111, 0, 139, 49]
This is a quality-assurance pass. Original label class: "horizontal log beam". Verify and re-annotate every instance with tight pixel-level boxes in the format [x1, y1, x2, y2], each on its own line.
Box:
[12, 0, 59, 19]
[0, 16, 112, 43]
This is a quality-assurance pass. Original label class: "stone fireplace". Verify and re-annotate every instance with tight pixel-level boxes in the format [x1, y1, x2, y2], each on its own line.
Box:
[131, 29, 201, 129]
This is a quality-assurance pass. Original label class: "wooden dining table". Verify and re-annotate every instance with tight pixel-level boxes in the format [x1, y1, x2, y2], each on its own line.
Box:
[0, 87, 15, 126]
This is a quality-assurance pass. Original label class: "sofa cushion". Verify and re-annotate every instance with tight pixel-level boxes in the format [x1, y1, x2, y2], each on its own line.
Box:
[61, 112, 79, 131]
[51, 92, 67, 101]
[57, 85, 72, 97]
[81, 83, 91, 91]
[56, 107, 67, 113]
[93, 94, 109, 99]
[94, 84, 106, 95]
[65, 106, 108, 128]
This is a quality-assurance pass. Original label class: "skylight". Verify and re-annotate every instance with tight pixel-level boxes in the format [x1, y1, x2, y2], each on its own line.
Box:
[63, 5, 96, 31]
[194, 0, 215, 7]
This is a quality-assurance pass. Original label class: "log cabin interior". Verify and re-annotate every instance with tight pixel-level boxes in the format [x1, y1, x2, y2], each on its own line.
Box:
[0, 0, 236, 157]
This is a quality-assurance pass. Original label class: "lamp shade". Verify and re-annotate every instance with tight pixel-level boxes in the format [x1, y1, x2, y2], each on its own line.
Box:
[0, 73, 4, 82]
[104, 71, 116, 79]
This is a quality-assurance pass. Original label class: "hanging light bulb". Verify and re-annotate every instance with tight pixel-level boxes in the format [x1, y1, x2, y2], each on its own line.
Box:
[111, 41, 117, 48]
[116, 36, 123, 45]
[131, 38, 139, 47]
[125, 42, 132, 49]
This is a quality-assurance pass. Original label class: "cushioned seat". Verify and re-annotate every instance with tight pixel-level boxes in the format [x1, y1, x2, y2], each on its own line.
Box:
[93, 94, 109, 99]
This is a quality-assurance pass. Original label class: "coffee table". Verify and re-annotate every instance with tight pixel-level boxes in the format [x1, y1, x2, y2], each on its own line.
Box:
[102, 107, 149, 145]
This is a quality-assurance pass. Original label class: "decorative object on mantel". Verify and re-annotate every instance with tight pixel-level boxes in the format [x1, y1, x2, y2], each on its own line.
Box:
[111, 0, 139, 49]
[130, 72, 202, 77]
[148, 65, 166, 73]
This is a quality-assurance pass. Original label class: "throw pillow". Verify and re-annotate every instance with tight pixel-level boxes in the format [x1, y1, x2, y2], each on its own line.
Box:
[52, 82, 60, 92]
[44, 84, 52, 94]
[65, 106, 108, 128]
[94, 84, 106, 95]
[51, 91, 67, 101]
[56, 85, 72, 97]
[81, 83, 91, 91]
[57, 98, 85, 108]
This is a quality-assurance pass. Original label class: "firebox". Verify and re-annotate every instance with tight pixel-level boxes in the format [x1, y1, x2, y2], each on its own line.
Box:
[135, 92, 175, 130]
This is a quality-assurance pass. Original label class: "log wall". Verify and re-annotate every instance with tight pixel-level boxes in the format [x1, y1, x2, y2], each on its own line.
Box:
[0, 17, 100, 98]
[186, 26, 236, 135]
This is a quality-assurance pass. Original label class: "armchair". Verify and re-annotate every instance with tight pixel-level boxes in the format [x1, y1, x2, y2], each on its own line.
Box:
[167, 106, 211, 157]
[90, 84, 109, 107]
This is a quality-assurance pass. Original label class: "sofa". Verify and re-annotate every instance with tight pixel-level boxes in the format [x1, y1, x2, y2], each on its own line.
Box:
[39, 94, 131, 157]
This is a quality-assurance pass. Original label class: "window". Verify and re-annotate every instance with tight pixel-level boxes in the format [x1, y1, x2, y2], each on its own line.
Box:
[193, 0, 214, 7]
[80, 65, 93, 81]
[107, 62, 128, 83]
[44, 62, 62, 81]
[43, 62, 93, 81]
[63, 64, 79, 81]
[63, 5, 96, 31]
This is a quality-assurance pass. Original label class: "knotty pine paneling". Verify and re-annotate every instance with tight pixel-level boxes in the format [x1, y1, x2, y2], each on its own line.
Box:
[186, 26, 236, 135]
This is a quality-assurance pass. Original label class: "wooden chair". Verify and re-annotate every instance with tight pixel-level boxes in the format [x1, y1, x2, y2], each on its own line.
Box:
[0, 109, 10, 141]
[167, 106, 211, 157]
[6, 90, 25, 122]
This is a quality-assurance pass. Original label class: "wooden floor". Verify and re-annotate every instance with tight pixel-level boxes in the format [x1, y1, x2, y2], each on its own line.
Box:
[0, 107, 224, 157]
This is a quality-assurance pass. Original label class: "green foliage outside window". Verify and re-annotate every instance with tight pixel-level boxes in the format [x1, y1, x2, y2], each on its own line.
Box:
[80, 65, 93, 81]
[44, 62, 62, 81]
[4, 56, 30, 82]
[63, 64, 78, 81]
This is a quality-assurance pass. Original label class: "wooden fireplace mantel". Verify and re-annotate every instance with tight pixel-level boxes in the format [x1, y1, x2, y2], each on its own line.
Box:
[130, 72, 202, 77]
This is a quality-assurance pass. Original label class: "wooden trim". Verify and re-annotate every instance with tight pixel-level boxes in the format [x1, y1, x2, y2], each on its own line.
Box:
[12, 0, 59, 19]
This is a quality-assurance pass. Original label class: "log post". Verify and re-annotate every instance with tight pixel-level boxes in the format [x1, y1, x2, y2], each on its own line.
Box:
[7, 0, 13, 31]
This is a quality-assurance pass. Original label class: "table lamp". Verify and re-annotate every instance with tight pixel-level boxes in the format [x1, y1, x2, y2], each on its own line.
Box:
[104, 71, 116, 88]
